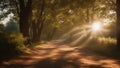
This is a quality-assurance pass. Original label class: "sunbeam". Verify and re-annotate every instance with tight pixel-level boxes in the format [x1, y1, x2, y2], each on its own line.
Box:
[60, 27, 80, 39]
[70, 34, 88, 46]
[78, 36, 93, 48]
[59, 20, 109, 48]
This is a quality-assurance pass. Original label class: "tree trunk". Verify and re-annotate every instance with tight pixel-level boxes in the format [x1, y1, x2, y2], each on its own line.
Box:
[117, 0, 120, 48]
[19, 0, 28, 37]
[19, 0, 32, 44]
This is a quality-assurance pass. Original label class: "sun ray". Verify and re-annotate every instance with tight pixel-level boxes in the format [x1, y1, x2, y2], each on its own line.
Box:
[70, 34, 87, 46]
[77, 36, 93, 48]
[60, 27, 80, 39]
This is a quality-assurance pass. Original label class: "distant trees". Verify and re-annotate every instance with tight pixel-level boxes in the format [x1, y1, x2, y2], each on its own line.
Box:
[0, 20, 19, 32]
[5, 19, 19, 32]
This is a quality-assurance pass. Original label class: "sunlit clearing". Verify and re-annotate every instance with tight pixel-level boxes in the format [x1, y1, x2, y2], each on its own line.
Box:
[91, 23, 102, 32]
[98, 37, 117, 45]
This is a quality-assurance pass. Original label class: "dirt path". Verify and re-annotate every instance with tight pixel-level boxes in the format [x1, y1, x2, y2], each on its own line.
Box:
[0, 41, 120, 68]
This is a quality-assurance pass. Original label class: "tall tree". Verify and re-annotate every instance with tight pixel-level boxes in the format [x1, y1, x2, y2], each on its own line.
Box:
[116, 0, 120, 48]
[18, 0, 32, 40]
[31, 0, 45, 42]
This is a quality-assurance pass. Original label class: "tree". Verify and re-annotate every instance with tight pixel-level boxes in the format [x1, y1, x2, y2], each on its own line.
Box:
[0, 0, 33, 43]
[0, 0, 116, 44]
[116, 0, 120, 48]
[18, 0, 32, 40]
[31, 0, 45, 42]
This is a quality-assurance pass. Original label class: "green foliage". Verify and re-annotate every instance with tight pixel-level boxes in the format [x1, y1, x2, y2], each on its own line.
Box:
[0, 32, 26, 57]
[0, 0, 116, 43]
[98, 37, 116, 45]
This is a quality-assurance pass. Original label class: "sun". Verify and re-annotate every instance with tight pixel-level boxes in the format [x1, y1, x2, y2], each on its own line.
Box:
[91, 22, 102, 32]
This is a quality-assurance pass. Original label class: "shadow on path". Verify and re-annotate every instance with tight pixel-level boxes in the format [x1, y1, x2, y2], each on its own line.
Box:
[0, 41, 120, 68]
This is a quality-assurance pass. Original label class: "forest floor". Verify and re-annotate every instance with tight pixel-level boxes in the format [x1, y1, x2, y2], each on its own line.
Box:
[0, 41, 120, 68]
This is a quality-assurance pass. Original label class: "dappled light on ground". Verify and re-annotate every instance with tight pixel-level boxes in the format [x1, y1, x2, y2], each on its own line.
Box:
[0, 41, 120, 68]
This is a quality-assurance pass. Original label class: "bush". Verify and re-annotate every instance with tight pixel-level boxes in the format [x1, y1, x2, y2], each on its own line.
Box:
[0, 32, 26, 58]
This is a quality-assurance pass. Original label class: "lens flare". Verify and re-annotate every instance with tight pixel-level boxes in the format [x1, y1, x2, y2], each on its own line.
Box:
[91, 23, 102, 32]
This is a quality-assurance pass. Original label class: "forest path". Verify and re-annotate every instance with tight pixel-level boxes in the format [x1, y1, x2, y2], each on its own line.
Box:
[0, 41, 120, 68]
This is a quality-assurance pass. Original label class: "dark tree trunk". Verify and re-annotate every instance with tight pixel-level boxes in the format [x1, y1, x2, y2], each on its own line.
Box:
[19, 0, 32, 44]
[19, 0, 28, 37]
[117, 0, 120, 48]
